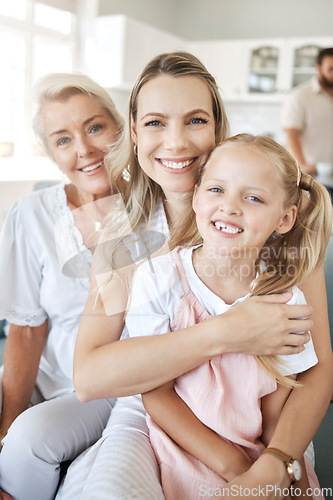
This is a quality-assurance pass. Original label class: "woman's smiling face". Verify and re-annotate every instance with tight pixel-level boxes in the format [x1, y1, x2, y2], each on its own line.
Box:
[130, 74, 216, 199]
[43, 93, 118, 199]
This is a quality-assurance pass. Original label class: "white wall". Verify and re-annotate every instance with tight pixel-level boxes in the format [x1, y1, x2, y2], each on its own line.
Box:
[98, 0, 333, 41]
[225, 101, 285, 145]
[98, 0, 179, 35]
[178, 0, 333, 40]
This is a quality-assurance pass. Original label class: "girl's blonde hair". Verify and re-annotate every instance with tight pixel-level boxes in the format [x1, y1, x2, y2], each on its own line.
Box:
[102, 51, 229, 252]
[190, 133, 333, 386]
[32, 72, 124, 159]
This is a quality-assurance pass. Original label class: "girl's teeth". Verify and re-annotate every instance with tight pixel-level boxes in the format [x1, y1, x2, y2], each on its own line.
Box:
[214, 222, 242, 234]
[160, 159, 193, 170]
[81, 161, 103, 172]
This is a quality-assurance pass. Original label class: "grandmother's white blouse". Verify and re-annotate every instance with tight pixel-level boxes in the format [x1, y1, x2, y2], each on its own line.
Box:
[0, 183, 92, 399]
[0, 183, 169, 401]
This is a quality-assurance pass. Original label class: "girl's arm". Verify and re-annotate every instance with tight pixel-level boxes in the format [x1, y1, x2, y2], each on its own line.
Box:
[74, 264, 313, 401]
[0, 322, 48, 448]
[142, 381, 252, 481]
[226, 266, 333, 496]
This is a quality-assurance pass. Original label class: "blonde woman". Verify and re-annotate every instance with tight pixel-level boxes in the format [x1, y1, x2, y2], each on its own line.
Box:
[66, 53, 332, 499]
[0, 73, 123, 500]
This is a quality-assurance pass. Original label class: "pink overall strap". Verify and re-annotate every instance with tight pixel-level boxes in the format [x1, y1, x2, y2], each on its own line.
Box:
[171, 247, 191, 294]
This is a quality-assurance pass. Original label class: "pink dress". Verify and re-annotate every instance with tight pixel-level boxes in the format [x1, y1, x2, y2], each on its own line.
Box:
[146, 248, 324, 499]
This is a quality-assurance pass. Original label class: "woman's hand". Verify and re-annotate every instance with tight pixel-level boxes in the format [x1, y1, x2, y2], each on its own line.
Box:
[0, 488, 12, 500]
[214, 293, 312, 357]
[222, 453, 291, 499]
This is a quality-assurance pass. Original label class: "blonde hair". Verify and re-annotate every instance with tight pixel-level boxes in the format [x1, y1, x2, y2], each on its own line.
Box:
[32, 72, 124, 159]
[102, 51, 229, 254]
[190, 134, 333, 386]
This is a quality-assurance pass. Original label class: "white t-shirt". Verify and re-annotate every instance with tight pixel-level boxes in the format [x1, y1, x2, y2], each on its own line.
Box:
[0, 185, 169, 399]
[126, 246, 318, 377]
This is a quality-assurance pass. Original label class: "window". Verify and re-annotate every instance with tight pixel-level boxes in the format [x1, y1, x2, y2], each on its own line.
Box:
[0, 0, 27, 21]
[0, 0, 78, 180]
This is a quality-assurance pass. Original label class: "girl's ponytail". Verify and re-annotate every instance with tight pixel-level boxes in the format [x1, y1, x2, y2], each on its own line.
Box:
[252, 168, 332, 387]
[295, 171, 332, 280]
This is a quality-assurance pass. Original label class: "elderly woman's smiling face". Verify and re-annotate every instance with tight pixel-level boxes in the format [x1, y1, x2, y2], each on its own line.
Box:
[43, 92, 118, 199]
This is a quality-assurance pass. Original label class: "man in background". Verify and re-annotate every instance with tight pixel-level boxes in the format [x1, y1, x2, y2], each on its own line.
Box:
[281, 47, 333, 175]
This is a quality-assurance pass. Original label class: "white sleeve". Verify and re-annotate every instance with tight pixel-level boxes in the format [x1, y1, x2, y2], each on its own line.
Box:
[0, 201, 47, 326]
[125, 254, 182, 338]
[277, 287, 318, 376]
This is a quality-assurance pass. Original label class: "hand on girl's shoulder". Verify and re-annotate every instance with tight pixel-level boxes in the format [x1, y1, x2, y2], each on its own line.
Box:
[284, 286, 306, 306]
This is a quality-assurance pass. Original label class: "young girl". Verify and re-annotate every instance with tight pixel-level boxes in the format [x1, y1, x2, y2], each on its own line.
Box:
[125, 134, 332, 499]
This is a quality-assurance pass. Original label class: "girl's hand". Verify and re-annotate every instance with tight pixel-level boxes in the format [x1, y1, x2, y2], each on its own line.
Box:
[217, 293, 312, 357]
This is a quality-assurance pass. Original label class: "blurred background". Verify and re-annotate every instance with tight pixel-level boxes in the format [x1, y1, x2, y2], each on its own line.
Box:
[0, 0, 332, 217]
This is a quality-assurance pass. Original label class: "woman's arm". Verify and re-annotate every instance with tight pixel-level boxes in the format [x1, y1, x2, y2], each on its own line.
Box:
[261, 382, 294, 449]
[74, 260, 312, 401]
[227, 266, 332, 496]
[284, 128, 316, 174]
[0, 322, 48, 447]
[269, 266, 332, 454]
[261, 380, 311, 496]
[142, 381, 252, 481]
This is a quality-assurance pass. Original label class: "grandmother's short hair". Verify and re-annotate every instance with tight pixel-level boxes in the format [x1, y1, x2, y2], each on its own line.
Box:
[32, 72, 123, 158]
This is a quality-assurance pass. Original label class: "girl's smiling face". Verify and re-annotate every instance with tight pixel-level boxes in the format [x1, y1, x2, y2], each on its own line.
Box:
[130, 74, 216, 200]
[193, 143, 297, 259]
[43, 93, 118, 199]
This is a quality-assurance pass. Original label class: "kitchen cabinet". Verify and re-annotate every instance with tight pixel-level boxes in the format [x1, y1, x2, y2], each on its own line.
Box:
[235, 37, 333, 101]
[285, 37, 333, 88]
[182, 37, 333, 103]
[242, 39, 286, 101]
[291, 44, 318, 87]
[189, 37, 333, 102]
[247, 45, 281, 94]
[188, 40, 248, 100]
[90, 16, 333, 103]
[188, 38, 286, 102]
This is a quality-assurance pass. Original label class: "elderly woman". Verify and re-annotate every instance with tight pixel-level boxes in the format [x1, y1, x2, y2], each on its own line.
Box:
[0, 73, 123, 500]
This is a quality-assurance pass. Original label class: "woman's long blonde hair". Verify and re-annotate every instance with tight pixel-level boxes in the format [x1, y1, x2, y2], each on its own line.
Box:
[190, 134, 333, 386]
[102, 51, 229, 253]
